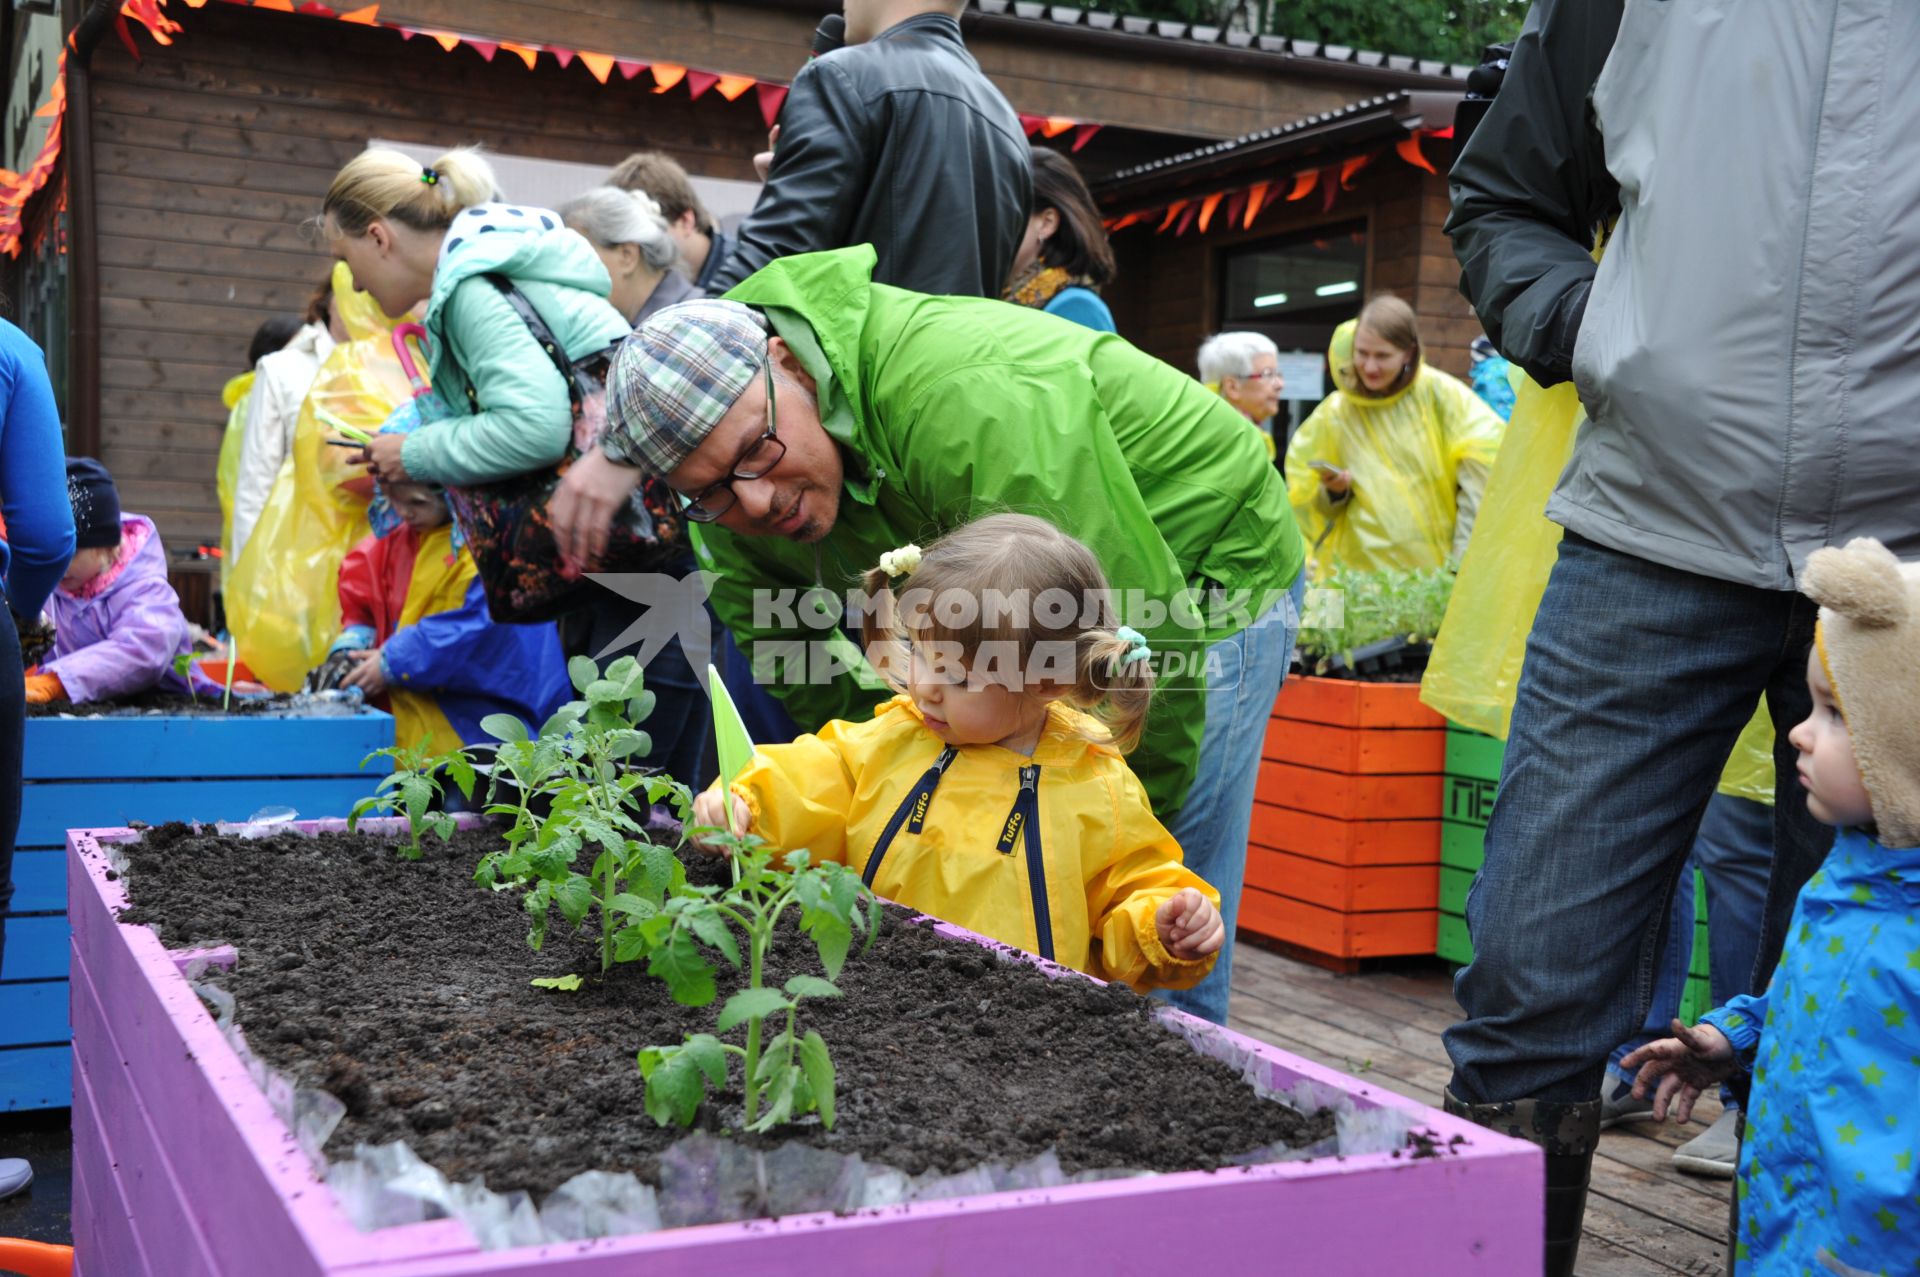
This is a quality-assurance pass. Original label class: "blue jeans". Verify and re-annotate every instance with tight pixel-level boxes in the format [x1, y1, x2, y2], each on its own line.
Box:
[1607, 793, 1772, 1107]
[1158, 581, 1303, 1025]
[1445, 534, 1831, 1105]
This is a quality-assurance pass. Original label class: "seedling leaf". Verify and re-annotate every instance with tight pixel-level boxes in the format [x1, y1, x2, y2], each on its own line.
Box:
[799, 1030, 835, 1129]
[554, 874, 595, 927]
[784, 975, 842, 1001]
[530, 974, 583, 992]
[685, 908, 741, 970]
[716, 987, 788, 1034]
[481, 713, 529, 744]
[567, 655, 599, 694]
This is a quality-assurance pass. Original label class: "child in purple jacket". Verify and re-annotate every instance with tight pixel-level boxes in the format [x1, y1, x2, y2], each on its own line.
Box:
[27, 459, 201, 706]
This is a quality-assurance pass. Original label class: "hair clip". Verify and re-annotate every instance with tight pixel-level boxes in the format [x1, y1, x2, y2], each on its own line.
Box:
[879, 544, 922, 577]
[1115, 625, 1153, 666]
[420, 167, 440, 186]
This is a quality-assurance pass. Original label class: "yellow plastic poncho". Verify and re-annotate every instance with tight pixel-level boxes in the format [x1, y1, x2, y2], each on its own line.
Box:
[226, 263, 410, 691]
[385, 524, 475, 757]
[721, 695, 1220, 992]
[216, 370, 255, 590]
[1285, 320, 1506, 579]
[1420, 371, 1777, 801]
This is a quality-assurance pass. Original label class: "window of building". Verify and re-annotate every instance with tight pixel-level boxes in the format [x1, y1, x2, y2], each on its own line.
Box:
[1218, 220, 1368, 442]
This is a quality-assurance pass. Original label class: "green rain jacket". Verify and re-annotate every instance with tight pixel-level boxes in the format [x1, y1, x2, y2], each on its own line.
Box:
[689, 246, 1304, 819]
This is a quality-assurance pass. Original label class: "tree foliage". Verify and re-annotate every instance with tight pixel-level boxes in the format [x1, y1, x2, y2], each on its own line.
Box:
[1096, 0, 1528, 66]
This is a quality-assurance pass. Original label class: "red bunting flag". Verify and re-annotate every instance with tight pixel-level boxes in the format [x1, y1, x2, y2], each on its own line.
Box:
[756, 82, 789, 127]
[1174, 201, 1199, 236]
[550, 47, 575, 69]
[1224, 188, 1247, 230]
[616, 58, 648, 80]
[466, 40, 499, 62]
[1017, 114, 1044, 137]
[1070, 123, 1101, 153]
[685, 69, 719, 100]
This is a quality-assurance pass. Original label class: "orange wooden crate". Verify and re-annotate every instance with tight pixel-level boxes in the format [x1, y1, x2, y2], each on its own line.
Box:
[1261, 717, 1446, 774]
[1254, 762, 1443, 821]
[1247, 802, 1437, 866]
[1271, 676, 1446, 730]
[1239, 886, 1438, 959]
[1245, 847, 1437, 912]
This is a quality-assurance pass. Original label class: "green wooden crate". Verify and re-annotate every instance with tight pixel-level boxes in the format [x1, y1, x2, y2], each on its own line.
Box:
[1445, 727, 1505, 781]
[1440, 865, 1473, 915]
[1442, 821, 1486, 871]
[1437, 912, 1473, 965]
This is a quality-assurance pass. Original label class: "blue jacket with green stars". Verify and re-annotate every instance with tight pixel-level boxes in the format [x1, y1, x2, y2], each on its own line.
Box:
[1699, 827, 1920, 1276]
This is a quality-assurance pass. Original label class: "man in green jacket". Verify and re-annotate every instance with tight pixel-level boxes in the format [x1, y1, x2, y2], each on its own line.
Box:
[551, 246, 1304, 1024]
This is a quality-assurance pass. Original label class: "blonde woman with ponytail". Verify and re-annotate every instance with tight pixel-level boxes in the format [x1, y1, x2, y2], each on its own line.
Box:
[321, 146, 710, 787]
[691, 513, 1224, 991]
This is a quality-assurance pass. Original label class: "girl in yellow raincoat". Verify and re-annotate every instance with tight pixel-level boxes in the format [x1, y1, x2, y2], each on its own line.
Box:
[225, 262, 412, 690]
[693, 514, 1224, 992]
[1285, 295, 1505, 579]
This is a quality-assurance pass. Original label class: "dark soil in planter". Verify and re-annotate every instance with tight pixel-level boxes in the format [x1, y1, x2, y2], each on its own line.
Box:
[28, 689, 294, 718]
[117, 824, 1333, 1200]
[1295, 636, 1431, 684]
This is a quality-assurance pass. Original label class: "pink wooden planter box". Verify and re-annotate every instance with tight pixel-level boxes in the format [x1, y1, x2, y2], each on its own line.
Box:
[70, 822, 1543, 1276]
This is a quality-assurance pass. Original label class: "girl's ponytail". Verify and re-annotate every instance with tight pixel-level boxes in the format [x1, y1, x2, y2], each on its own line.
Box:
[1079, 626, 1155, 754]
[323, 145, 501, 236]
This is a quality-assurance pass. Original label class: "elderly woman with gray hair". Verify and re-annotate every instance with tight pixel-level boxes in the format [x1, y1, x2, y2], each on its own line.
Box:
[559, 186, 704, 326]
[1197, 331, 1283, 459]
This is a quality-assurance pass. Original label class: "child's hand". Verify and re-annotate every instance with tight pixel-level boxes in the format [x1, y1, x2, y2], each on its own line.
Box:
[1156, 888, 1225, 960]
[23, 670, 63, 704]
[689, 789, 751, 855]
[1620, 1019, 1737, 1123]
[340, 650, 388, 697]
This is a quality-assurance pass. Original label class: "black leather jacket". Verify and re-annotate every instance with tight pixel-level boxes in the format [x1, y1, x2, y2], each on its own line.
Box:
[709, 13, 1031, 298]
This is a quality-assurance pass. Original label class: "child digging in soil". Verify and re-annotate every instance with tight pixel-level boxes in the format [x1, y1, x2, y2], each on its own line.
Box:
[1622, 537, 1920, 1277]
[692, 513, 1224, 992]
[310, 415, 567, 754]
[27, 458, 209, 706]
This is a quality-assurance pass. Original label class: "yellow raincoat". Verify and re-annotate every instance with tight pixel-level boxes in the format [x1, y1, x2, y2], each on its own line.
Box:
[1285, 320, 1505, 579]
[1421, 370, 1777, 799]
[724, 694, 1219, 991]
[384, 524, 473, 757]
[216, 370, 255, 590]
[225, 263, 411, 690]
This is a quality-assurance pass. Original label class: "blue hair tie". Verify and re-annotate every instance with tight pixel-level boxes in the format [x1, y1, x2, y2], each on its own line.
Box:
[1115, 625, 1153, 666]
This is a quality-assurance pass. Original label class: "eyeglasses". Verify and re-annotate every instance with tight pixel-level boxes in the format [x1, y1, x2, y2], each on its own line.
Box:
[680, 360, 788, 524]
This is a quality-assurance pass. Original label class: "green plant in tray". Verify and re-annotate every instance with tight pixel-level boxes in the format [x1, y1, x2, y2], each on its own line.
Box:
[348, 739, 476, 860]
[1296, 565, 1457, 672]
[474, 655, 695, 971]
[633, 832, 880, 1133]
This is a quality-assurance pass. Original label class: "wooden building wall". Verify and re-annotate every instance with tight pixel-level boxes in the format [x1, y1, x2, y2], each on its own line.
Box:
[1104, 164, 1478, 383]
[88, 0, 1442, 552]
[90, 2, 776, 549]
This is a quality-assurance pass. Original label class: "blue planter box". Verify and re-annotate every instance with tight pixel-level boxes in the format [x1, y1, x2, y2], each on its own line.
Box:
[2, 708, 393, 1110]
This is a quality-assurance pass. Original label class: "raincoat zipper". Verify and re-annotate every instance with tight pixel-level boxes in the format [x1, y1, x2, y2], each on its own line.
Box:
[860, 745, 957, 887]
[993, 764, 1053, 961]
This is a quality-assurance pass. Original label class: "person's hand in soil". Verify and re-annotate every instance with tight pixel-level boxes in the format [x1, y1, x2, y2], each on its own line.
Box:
[549, 445, 644, 573]
[1620, 1018, 1737, 1123]
[339, 650, 389, 698]
[1156, 888, 1225, 960]
[690, 788, 751, 853]
[356, 433, 412, 486]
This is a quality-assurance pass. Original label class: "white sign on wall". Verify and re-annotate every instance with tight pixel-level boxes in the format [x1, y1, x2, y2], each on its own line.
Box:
[1274, 351, 1327, 402]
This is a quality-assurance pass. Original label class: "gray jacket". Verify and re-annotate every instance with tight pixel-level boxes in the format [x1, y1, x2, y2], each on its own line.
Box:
[1449, 0, 1920, 590]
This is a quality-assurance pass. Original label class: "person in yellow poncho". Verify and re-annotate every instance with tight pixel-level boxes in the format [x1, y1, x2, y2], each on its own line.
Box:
[225, 262, 413, 690]
[691, 514, 1224, 992]
[215, 316, 305, 590]
[308, 404, 568, 758]
[1285, 295, 1505, 578]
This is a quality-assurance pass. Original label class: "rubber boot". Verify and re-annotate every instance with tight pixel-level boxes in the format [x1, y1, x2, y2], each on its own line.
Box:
[1444, 1088, 1600, 1277]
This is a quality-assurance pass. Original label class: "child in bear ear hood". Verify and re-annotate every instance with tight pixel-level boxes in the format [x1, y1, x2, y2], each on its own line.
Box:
[1623, 537, 1920, 1277]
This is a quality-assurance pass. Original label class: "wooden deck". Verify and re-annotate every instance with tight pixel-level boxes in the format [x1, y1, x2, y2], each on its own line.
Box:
[1228, 942, 1732, 1277]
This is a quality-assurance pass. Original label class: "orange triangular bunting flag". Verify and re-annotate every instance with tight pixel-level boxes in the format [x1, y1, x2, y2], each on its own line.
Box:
[338, 3, 378, 21]
[715, 75, 755, 101]
[579, 52, 615, 83]
[1244, 180, 1271, 228]
[1396, 134, 1438, 174]
[1197, 191, 1224, 233]
[1286, 169, 1318, 201]
[652, 62, 687, 93]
